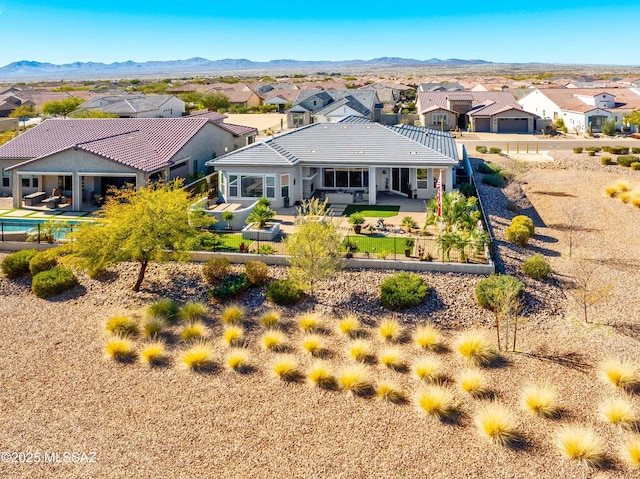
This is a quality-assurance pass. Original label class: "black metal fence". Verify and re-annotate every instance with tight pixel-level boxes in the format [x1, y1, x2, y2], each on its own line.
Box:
[0, 220, 74, 243]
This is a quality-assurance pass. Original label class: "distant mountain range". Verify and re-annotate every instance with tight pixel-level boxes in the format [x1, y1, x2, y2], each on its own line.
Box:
[0, 57, 491, 81]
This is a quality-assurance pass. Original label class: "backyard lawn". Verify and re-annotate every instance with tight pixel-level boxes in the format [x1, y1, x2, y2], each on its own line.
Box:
[217, 233, 250, 251]
[341, 234, 408, 256]
[341, 205, 400, 218]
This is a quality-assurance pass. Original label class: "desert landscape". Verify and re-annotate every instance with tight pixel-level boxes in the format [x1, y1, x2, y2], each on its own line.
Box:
[1, 146, 640, 478]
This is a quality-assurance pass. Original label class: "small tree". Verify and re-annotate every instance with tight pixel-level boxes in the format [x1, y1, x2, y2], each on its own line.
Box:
[201, 92, 230, 111]
[476, 275, 523, 351]
[42, 97, 83, 116]
[602, 118, 617, 136]
[246, 204, 276, 230]
[69, 180, 210, 291]
[222, 210, 234, 230]
[9, 104, 36, 129]
[568, 260, 613, 324]
[624, 110, 640, 132]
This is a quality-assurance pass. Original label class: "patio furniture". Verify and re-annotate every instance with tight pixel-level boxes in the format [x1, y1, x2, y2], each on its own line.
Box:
[42, 189, 63, 208]
[24, 191, 47, 206]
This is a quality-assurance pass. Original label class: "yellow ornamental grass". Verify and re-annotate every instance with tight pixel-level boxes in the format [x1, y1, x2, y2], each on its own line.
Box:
[556, 426, 606, 468]
[475, 403, 519, 447]
[413, 323, 443, 350]
[378, 317, 402, 342]
[179, 341, 214, 371]
[307, 363, 335, 389]
[140, 340, 167, 366]
[337, 314, 361, 338]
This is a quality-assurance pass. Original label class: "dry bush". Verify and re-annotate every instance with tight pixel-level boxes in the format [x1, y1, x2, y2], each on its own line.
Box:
[621, 436, 640, 469]
[599, 358, 639, 391]
[142, 316, 167, 338]
[521, 385, 560, 418]
[301, 335, 326, 357]
[307, 363, 336, 389]
[105, 335, 136, 362]
[413, 357, 444, 383]
[475, 403, 519, 447]
[556, 426, 606, 468]
[337, 314, 361, 338]
[177, 301, 208, 322]
[455, 331, 501, 367]
[226, 349, 250, 372]
[140, 340, 167, 366]
[221, 303, 245, 325]
[259, 310, 280, 329]
[223, 326, 245, 347]
[414, 386, 459, 421]
[376, 381, 405, 403]
[599, 397, 636, 428]
[458, 369, 490, 398]
[261, 330, 286, 352]
[379, 347, 405, 371]
[298, 313, 323, 333]
[413, 323, 444, 351]
[180, 321, 206, 342]
[179, 341, 214, 371]
[272, 357, 301, 381]
[348, 340, 373, 363]
[339, 365, 371, 396]
[105, 316, 138, 336]
[378, 317, 402, 342]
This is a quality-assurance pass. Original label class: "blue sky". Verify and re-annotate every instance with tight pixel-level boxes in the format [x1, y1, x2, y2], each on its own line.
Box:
[1, 1, 638, 66]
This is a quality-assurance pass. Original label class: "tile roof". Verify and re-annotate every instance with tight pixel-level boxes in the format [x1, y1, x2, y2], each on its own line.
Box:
[467, 100, 532, 117]
[188, 110, 228, 122]
[210, 119, 458, 168]
[417, 91, 520, 114]
[530, 88, 640, 112]
[215, 122, 257, 137]
[1, 118, 211, 173]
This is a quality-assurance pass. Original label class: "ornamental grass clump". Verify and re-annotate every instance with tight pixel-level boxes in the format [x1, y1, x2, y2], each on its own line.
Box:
[221, 303, 245, 325]
[142, 316, 167, 338]
[146, 298, 178, 321]
[378, 317, 402, 342]
[414, 386, 459, 421]
[105, 335, 136, 362]
[140, 340, 167, 366]
[105, 316, 138, 336]
[599, 357, 639, 392]
[337, 314, 361, 338]
[348, 340, 373, 363]
[622, 436, 640, 469]
[301, 335, 326, 357]
[555, 426, 606, 468]
[179, 341, 214, 371]
[261, 330, 286, 352]
[521, 385, 560, 418]
[455, 331, 501, 367]
[272, 357, 301, 382]
[379, 348, 406, 371]
[339, 365, 371, 396]
[180, 321, 206, 342]
[376, 381, 405, 403]
[413, 323, 444, 351]
[226, 350, 250, 372]
[458, 369, 490, 398]
[259, 310, 281, 329]
[223, 326, 245, 347]
[599, 397, 636, 428]
[307, 363, 336, 389]
[413, 357, 444, 383]
[298, 313, 323, 333]
[475, 403, 519, 446]
[177, 301, 208, 322]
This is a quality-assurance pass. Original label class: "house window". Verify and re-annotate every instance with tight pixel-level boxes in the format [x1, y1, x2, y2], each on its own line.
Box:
[192, 159, 198, 175]
[1, 168, 9, 188]
[22, 176, 30, 187]
[417, 169, 428, 189]
[433, 114, 448, 126]
[32, 176, 38, 188]
[265, 176, 275, 198]
[247, 135, 255, 145]
[58, 176, 72, 191]
[228, 174, 238, 197]
[241, 176, 263, 197]
[281, 174, 289, 198]
[228, 174, 276, 199]
[322, 168, 369, 189]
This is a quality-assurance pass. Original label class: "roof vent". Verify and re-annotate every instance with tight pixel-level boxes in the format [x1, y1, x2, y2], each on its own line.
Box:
[309, 150, 317, 153]
[409, 151, 417, 155]
[357, 150, 365, 154]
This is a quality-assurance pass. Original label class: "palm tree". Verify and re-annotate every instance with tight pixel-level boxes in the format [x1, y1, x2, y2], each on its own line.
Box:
[425, 191, 480, 233]
[246, 204, 276, 230]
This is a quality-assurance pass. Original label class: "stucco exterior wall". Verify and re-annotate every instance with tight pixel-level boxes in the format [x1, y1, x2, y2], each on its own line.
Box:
[420, 110, 457, 130]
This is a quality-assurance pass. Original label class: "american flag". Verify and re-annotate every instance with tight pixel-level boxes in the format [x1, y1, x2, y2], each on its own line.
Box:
[436, 175, 442, 217]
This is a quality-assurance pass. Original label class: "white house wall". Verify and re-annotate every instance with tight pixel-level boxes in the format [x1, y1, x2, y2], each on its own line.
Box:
[315, 105, 366, 123]
[518, 90, 560, 119]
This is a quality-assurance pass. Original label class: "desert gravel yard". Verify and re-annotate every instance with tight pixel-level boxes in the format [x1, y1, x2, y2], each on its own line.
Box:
[1, 149, 640, 478]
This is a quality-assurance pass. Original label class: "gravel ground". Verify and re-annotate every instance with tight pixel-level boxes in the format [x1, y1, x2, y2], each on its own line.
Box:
[1, 150, 640, 478]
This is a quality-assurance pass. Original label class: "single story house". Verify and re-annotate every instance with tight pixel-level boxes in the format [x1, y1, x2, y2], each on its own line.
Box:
[224, 90, 262, 109]
[208, 117, 461, 208]
[518, 88, 640, 133]
[418, 82, 465, 92]
[287, 89, 380, 128]
[262, 90, 300, 113]
[417, 91, 536, 133]
[0, 117, 257, 209]
[75, 94, 185, 118]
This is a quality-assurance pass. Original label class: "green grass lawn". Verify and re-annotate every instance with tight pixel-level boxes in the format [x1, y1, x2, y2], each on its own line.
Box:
[342, 234, 407, 255]
[342, 205, 400, 218]
[217, 233, 251, 251]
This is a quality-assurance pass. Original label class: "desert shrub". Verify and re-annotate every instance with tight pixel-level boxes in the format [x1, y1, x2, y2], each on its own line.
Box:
[586, 146, 601, 153]
[179, 340, 214, 371]
[475, 145, 488, 154]
[413, 357, 443, 383]
[105, 316, 138, 336]
[521, 385, 560, 418]
[620, 193, 632, 203]
[146, 298, 178, 321]
[180, 321, 206, 341]
[376, 382, 405, 403]
[459, 183, 476, 198]
[301, 335, 326, 357]
[307, 363, 336, 389]
[29, 248, 64, 275]
[475, 274, 523, 310]
[521, 254, 551, 280]
[32, 267, 77, 298]
[505, 223, 531, 246]
[477, 161, 499, 174]
[455, 330, 501, 367]
[184, 232, 222, 252]
[379, 348, 405, 371]
[378, 316, 403, 341]
[245, 260, 269, 286]
[266, 279, 303, 305]
[602, 146, 611, 153]
[482, 172, 507, 187]
[489, 147, 502, 154]
[1, 249, 38, 278]
[259, 309, 280, 328]
[221, 303, 245, 324]
[105, 335, 136, 362]
[601, 156, 612, 165]
[261, 330, 286, 351]
[226, 349, 250, 371]
[622, 436, 640, 469]
[380, 272, 428, 310]
[177, 301, 207, 322]
[339, 365, 371, 396]
[272, 357, 300, 381]
[348, 340, 373, 363]
[414, 386, 459, 421]
[611, 146, 629, 155]
[223, 325, 245, 347]
[142, 316, 167, 338]
[337, 314, 361, 337]
[512, 215, 535, 236]
[475, 403, 519, 446]
[140, 340, 167, 366]
[298, 313, 323, 333]
[573, 147, 583, 153]
[632, 147, 640, 154]
[257, 244, 275, 255]
[632, 162, 640, 171]
[599, 397, 636, 427]
[202, 257, 230, 284]
[599, 357, 639, 391]
[555, 426, 606, 468]
[588, 151, 595, 156]
[618, 156, 638, 167]
[209, 273, 249, 301]
[458, 369, 490, 398]
[413, 323, 444, 350]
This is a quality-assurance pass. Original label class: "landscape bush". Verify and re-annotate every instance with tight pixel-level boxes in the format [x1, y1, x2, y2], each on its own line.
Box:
[209, 274, 249, 301]
[475, 403, 519, 446]
[337, 314, 361, 337]
[180, 321, 206, 341]
[259, 310, 280, 328]
[146, 298, 178, 321]
[245, 260, 269, 286]
[521, 385, 559, 418]
[505, 223, 531, 246]
[477, 161, 499, 174]
[482, 172, 507, 188]
[631, 162, 640, 171]
[475, 274, 523, 310]
[105, 335, 136, 362]
[223, 326, 245, 347]
[379, 347, 405, 371]
[348, 340, 373, 363]
[455, 330, 502, 367]
[379, 272, 428, 310]
[140, 340, 167, 366]
[413, 357, 443, 382]
[602, 146, 611, 153]
[272, 357, 300, 381]
[413, 324, 443, 350]
[376, 382, 405, 403]
[261, 330, 286, 351]
[586, 146, 601, 153]
[588, 150, 595, 156]
[105, 316, 138, 336]
[31, 267, 77, 298]
[458, 369, 490, 398]
[266, 279, 304, 305]
[622, 437, 640, 469]
[298, 313, 323, 333]
[521, 254, 551, 280]
[307, 363, 335, 389]
[142, 316, 167, 338]
[611, 146, 629, 155]
[489, 147, 502, 154]
[177, 301, 207, 322]
[617, 155, 640, 167]
[598, 397, 636, 427]
[179, 340, 214, 371]
[414, 386, 459, 421]
[633, 147, 640, 154]
[459, 183, 476, 198]
[29, 247, 68, 275]
[202, 257, 230, 284]
[555, 426, 606, 468]
[598, 357, 639, 391]
[220, 303, 245, 324]
[512, 215, 535, 236]
[226, 350, 250, 372]
[378, 316, 402, 341]
[573, 147, 583, 154]
[1, 249, 38, 278]
[339, 365, 371, 396]
[600, 156, 612, 165]
[475, 145, 487, 154]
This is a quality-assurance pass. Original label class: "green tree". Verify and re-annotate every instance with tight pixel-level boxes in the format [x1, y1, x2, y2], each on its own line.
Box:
[425, 191, 480, 233]
[41, 97, 83, 116]
[602, 118, 617, 136]
[68, 180, 210, 292]
[9, 104, 36, 120]
[285, 214, 342, 296]
[246, 204, 276, 230]
[69, 109, 119, 118]
[624, 110, 640, 131]
[179, 91, 204, 106]
[201, 92, 230, 111]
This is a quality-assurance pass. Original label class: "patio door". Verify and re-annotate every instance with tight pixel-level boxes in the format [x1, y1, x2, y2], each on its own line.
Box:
[391, 168, 410, 196]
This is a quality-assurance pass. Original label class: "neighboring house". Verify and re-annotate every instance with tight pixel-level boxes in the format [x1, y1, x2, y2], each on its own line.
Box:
[0, 96, 34, 117]
[359, 84, 400, 111]
[208, 117, 461, 208]
[418, 82, 465, 92]
[287, 89, 380, 128]
[188, 110, 257, 149]
[75, 94, 185, 118]
[223, 90, 262, 109]
[417, 91, 536, 133]
[0, 117, 257, 207]
[518, 88, 640, 133]
[262, 90, 300, 113]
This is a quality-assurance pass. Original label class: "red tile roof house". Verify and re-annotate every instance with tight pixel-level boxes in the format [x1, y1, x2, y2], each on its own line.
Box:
[0, 117, 257, 210]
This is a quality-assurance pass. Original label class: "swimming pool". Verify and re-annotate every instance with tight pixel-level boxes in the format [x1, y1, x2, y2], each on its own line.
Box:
[0, 218, 91, 241]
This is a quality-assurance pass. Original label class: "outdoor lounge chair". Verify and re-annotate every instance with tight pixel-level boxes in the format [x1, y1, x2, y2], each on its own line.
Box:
[43, 189, 63, 208]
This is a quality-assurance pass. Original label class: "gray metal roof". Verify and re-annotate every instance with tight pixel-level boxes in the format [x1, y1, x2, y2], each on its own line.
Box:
[209, 119, 458, 168]
[77, 94, 182, 115]
[291, 89, 377, 114]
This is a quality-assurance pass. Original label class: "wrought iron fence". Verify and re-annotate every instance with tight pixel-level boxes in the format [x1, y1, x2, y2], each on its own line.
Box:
[0, 220, 75, 243]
